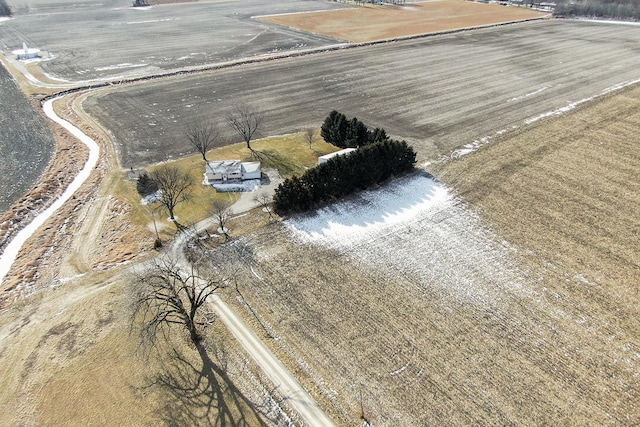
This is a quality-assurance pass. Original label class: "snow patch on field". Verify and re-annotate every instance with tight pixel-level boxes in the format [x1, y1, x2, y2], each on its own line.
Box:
[286, 173, 526, 305]
[95, 63, 147, 72]
[127, 18, 175, 25]
[526, 78, 640, 124]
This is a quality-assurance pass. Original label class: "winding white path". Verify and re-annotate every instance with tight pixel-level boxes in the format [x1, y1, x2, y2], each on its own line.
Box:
[0, 98, 100, 286]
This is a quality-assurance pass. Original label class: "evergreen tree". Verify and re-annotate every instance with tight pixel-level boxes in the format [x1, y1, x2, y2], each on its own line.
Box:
[274, 138, 416, 216]
[321, 111, 339, 145]
[137, 172, 159, 196]
[345, 117, 369, 148]
[369, 127, 389, 144]
[0, 0, 11, 16]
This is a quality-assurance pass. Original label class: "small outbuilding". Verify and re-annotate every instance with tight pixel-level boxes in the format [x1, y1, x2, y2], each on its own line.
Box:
[13, 42, 40, 60]
[318, 148, 357, 164]
[204, 160, 261, 184]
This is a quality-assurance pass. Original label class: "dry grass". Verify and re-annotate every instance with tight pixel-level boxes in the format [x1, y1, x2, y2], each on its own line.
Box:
[0, 270, 274, 426]
[259, 0, 548, 43]
[117, 130, 336, 237]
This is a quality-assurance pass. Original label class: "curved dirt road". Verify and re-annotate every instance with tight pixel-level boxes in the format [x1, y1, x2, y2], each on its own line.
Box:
[0, 98, 100, 285]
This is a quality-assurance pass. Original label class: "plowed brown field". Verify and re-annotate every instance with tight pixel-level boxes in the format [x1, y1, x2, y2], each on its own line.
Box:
[84, 20, 640, 169]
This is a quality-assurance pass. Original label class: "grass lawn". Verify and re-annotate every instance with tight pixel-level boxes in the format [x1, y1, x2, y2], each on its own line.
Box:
[112, 130, 337, 238]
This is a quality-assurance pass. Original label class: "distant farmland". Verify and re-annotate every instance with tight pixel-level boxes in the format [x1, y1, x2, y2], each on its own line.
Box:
[259, 0, 547, 42]
[83, 20, 640, 168]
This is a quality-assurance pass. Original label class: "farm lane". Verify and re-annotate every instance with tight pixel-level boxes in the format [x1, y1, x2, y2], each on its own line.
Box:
[83, 19, 640, 168]
[167, 211, 337, 427]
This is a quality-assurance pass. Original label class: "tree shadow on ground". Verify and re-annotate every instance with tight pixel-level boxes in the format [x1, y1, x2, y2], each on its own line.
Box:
[151, 341, 268, 427]
[249, 149, 301, 177]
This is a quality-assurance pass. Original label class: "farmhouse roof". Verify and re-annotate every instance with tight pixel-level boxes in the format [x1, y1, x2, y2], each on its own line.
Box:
[206, 160, 242, 175]
[240, 162, 261, 174]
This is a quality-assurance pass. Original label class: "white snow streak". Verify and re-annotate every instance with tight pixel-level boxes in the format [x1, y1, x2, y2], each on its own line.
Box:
[526, 78, 640, 124]
[454, 78, 640, 159]
[0, 98, 100, 286]
[509, 86, 549, 102]
[95, 63, 147, 71]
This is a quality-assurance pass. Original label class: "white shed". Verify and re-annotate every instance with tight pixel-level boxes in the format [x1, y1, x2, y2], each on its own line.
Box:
[318, 148, 357, 164]
[13, 42, 40, 60]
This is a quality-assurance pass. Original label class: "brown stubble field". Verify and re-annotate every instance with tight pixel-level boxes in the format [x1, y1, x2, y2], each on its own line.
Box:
[259, 0, 548, 42]
[213, 85, 640, 425]
[433, 83, 640, 369]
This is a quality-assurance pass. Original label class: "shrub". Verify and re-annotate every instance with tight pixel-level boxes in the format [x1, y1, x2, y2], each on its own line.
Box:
[137, 172, 159, 196]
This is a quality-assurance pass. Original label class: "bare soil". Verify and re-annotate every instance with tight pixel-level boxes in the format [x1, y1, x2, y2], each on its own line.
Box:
[260, 0, 548, 42]
[83, 20, 640, 168]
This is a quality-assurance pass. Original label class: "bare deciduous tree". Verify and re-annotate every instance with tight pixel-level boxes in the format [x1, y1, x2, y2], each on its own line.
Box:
[304, 128, 316, 149]
[211, 198, 232, 241]
[133, 257, 225, 344]
[187, 124, 220, 163]
[226, 105, 264, 150]
[150, 165, 194, 224]
[253, 192, 274, 221]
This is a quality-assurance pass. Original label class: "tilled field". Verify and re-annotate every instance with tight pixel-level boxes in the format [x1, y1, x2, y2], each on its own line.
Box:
[0, 0, 346, 81]
[83, 20, 640, 168]
[215, 85, 640, 426]
[0, 64, 54, 212]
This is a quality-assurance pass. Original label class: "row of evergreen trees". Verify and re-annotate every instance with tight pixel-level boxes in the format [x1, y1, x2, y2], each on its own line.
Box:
[554, 0, 640, 19]
[273, 138, 416, 215]
[321, 110, 390, 149]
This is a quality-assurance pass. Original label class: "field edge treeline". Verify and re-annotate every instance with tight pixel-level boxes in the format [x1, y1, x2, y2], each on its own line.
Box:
[274, 129, 417, 215]
[554, 0, 640, 20]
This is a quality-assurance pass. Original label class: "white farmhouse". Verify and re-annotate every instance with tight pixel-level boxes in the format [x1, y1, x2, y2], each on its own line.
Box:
[318, 148, 357, 164]
[203, 160, 261, 184]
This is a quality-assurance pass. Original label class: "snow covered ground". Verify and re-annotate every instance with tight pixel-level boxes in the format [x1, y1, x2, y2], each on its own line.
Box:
[285, 172, 527, 306]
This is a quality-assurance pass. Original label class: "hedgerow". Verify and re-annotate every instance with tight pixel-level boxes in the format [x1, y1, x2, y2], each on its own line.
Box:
[274, 135, 416, 215]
